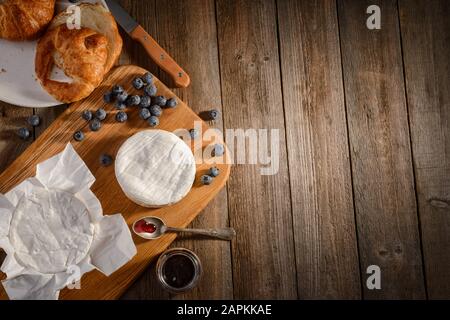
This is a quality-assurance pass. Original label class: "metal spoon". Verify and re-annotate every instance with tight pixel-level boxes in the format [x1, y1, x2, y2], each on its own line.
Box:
[132, 216, 236, 241]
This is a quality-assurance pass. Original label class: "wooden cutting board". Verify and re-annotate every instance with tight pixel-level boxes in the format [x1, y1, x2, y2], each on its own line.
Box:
[0, 65, 230, 300]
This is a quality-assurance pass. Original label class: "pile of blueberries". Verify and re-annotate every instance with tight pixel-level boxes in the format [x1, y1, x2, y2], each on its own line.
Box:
[17, 115, 41, 140]
[200, 166, 220, 185]
[73, 72, 178, 142]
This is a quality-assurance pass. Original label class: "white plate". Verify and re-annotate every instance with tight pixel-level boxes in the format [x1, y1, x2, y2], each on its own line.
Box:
[0, 0, 108, 108]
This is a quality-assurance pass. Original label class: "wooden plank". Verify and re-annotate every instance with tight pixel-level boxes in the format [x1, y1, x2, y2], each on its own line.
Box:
[277, 0, 361, 299]
[34, 107, 67, 138]
[398, 0, 450, 299]
[121, 263, 169, 300]
[337, 0, 425, 298]
[0, 66, 231, 299]
[216, 0, 297, 299]
[153, 0, 233, 300]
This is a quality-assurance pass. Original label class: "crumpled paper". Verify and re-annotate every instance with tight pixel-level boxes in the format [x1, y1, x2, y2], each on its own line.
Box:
[0, 143, 137, 300]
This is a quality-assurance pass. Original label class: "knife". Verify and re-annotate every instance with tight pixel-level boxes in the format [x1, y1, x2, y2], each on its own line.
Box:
[106, 0, 190, 88]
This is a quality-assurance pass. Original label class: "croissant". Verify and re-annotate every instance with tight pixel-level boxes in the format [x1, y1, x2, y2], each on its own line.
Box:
[0, 0, 55, 40]
[49, 3, 122, 76]
[35, 3, 122, 103]
[35, 24, 108, 103]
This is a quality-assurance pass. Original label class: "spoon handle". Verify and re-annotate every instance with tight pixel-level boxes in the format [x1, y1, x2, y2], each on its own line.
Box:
[165, 226, 236, 241]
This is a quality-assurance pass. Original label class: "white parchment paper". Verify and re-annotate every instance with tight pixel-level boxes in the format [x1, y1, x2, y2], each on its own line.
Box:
[0, 143, 137, 300]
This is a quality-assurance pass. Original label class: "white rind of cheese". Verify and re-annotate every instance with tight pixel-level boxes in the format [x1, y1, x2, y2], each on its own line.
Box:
[9, 188, 94, 274]
[115, 130, 196, 208]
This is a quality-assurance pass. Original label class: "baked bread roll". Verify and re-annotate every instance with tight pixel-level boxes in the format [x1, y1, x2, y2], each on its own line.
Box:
[0, 0, 55, 40]
[35, 3, 122, 103]
[35, 24, 108, 103]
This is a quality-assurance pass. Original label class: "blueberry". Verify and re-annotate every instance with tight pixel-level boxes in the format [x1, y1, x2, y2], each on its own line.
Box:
[115, 100, 126, 110]
[82, 110, 93, 121]
[189, 128, 199, 139]
[111, 85, 124, 96]
[103, 91, 114, 103]
[165, 97, 177, 108]
[139, 95, 151, 108]
[90, 119, 101, 131]
[27, 115, 40, 127]
[153, 95, 167, 106]
[208, 166, 220, 177]
[147, 116, 159, 127]
[73, 131, 84, 142]
[144, 84, 157, 97]
[143, 72, 153, 84]
[112, 85, 124, 95]
[116, 91, 128, 103]
[116, 111, 128, 123]
[200, 175, 213, 185]
[139, 108, 151, 120]
[208, 109, 220, 120]
[126, 95, 141, 106]
[213, 143, 225, 156]
[95, 108, 107, 121]
[133, 77, 145, 90]
[149, 105, 162, 117]
[18, 127, 30, 140]
[100, 154, 113, 167]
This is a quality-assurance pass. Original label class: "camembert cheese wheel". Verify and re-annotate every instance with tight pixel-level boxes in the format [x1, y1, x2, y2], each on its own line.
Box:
[115, 130, 196, 207]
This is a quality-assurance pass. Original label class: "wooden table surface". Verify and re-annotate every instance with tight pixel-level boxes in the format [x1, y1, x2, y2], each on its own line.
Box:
[0, 0, 449, 299]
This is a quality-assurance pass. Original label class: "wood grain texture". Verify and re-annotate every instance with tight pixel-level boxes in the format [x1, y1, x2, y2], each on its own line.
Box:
[153, 0, 232, 300]
[0, 65, 230, 300]
[0, 103, 34, 269]
[130, 25, 191, 88]
[123, 0, 233, 300]
[117, 0, 159, 76]
[338, 0, 425, 298]
[0, 103, 33, 172]
[399, 0, 450, 299]
[277, 0, 361, 299]
[121, 263, 170, 300]
[216, 0, 297, 299]
[34, 107, 68, 138]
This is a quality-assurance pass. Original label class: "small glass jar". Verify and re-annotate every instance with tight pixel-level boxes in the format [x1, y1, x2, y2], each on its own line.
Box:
[156, 248, 202, 293]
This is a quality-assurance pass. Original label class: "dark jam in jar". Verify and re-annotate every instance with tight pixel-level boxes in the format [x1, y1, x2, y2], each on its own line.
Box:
[162, 254, 196, 289]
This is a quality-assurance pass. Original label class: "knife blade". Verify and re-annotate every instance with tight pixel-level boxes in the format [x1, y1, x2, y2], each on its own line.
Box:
[105, 0, 190, 88]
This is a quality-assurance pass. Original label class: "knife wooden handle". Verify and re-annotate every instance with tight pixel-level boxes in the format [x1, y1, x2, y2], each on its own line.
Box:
[131, 25, 190, 88]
